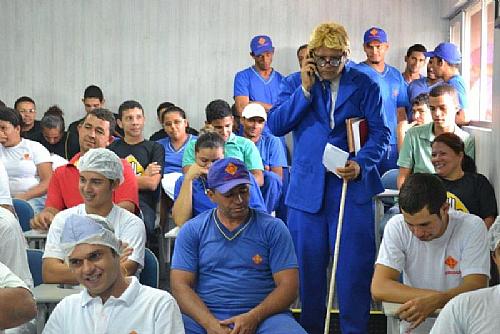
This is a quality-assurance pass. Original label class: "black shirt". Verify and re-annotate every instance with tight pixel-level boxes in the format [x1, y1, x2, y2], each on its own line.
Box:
[438, 172, 498, 219]
[31, 131, 79, 160]
[21, 121, 42, 140]
[108, 139, 165, 210]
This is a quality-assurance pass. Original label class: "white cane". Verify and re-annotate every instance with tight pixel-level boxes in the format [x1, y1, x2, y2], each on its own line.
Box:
[324, 179, 348, 334]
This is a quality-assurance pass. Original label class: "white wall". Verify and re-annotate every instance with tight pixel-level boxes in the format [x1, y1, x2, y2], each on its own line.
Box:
[0, 0, 446, 136]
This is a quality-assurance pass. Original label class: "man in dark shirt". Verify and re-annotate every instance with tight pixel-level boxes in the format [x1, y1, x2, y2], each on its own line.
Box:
[15, 96, 41, 139]
[109, 100, 165, 236]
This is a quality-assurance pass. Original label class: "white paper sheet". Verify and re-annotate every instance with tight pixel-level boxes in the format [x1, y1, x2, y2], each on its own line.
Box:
[322, 143, 349, 178]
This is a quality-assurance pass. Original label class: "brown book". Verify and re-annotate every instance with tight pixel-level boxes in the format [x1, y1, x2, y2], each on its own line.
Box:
[346, 117, 368, 154]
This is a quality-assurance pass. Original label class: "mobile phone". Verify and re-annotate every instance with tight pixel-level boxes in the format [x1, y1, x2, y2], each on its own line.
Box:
[307, 49, 318, 78]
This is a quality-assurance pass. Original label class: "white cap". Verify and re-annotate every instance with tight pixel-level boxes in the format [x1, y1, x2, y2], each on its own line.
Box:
[60, 214, 120, 258]
[78, 148, 124, 184]
[242, 103, 267, 121]
[489, 218, 500, 252]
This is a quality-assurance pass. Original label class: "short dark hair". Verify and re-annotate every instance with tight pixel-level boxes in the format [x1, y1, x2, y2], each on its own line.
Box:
[297, 44, 308, 57]
[118, 100, 143, 120]
[83, 108, 116, 135]
[156, 102, 175, 119]
[399, 173, 446, 215]
[429, 83, 458, 101]
[14, 96, 35, 110]
[412, 93, 429, 107]
[0, 100, 5, 108]
[406, 44, 427, 57]
[161, 106, 186, 123]
[84, 85, 104, 101]
[41, 105, 65, 131]
[194, 131, 225, 153]
[205, 99, 232, 123]
[0, 106, 23, 127]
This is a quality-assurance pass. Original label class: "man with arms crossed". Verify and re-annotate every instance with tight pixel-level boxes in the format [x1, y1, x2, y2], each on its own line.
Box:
[171, 158, 305, 334]
[372, 173, 489, 333]
[42, 148, 145, 283]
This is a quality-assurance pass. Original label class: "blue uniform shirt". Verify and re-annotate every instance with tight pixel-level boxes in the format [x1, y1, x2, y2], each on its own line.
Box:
[237, 127, 287, 169]
[356, 63, 409, 145]
[234, 67, 283, 106]
[157, 134, 197, 174]
[448, 75, 468, 109]
[171, 208, 297, 312]
[173, 173, 267, 217]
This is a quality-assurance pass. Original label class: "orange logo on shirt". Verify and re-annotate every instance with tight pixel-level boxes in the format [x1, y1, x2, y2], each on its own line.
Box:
[23, 153, 31, 160]
[445, 256, 458, 269]
[225, 163, 237, 175]
[252, 254, 263, 265]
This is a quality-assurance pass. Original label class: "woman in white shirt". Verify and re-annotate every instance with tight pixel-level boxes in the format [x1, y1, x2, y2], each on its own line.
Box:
[0, 106, 52, 213]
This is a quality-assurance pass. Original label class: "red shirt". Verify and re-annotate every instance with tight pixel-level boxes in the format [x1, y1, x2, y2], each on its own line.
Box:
[45, 152, 139, 212]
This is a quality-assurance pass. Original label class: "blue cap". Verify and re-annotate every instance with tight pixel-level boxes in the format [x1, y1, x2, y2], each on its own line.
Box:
[424, 42, 461, 64]
[250, 35, 274, 56]
[363, 27, 388, 44]
[207, 158, 251, 194]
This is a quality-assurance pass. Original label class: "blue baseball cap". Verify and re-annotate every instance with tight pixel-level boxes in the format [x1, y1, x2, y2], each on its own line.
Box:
[250, 35, 274, 56]
[424, 42, 461, 64]
[363, 27, 388, 44]
[207, 158, 251, 194]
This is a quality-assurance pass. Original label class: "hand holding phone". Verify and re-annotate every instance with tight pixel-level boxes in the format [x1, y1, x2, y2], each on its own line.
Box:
[301, 49, 318, 92]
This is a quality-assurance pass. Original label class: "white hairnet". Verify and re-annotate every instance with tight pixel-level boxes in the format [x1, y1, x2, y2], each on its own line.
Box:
[60, 214, 120, 258]
[77, 148, 124, 184]
[489, 218, 500, 252]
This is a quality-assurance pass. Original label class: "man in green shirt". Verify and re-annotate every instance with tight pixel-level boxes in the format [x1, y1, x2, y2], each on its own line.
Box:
[397, 84, 474, 188]
[182, 99, 264, 186]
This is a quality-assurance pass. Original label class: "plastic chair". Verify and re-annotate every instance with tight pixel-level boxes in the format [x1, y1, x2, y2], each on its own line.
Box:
[13, 198, 34, 232]
[380, 168, 399, 190]
[139, 248, 159, 288]
[27, 248, 44, 287]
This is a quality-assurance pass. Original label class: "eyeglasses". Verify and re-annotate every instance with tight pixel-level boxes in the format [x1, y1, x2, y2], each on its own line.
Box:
[314, 54, 345, 67]
[19, 109, 35, 114]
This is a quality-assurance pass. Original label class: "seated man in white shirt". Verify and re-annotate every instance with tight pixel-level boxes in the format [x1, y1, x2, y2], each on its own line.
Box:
[430, 218, 500, 333]
[42, 148, 146, 284]
[0, 261, 36, 333]
[371, 173, 489, 333]
[43, 214, 184, 333]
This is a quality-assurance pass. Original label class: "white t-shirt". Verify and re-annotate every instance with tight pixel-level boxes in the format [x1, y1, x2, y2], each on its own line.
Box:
[377, 210, 490, 334]
[0, 207, 33, 288]
[430, 285, 500, 334]
[0, 262, 31, 334]
[0, 160, 12, 206]
[0, 138, 51, 194]
[43, 276, 185, 334]
[43, 204, 146, 269]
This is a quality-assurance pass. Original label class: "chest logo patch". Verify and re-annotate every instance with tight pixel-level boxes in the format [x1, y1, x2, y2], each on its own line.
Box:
[445, 256, 458, 269]
[252, 254, 263, 265]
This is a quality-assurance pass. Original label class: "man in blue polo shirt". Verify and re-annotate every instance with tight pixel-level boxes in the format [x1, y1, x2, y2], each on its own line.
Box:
[356, 27, 409, 174]
[233, 35, 284, 116]
[171, 158, 306, 334]
[425, 42, 468, 125]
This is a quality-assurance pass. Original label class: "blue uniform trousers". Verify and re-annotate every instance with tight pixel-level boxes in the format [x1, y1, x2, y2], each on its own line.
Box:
[288, 174, 376, 334]
[182, 310, 306, 334]
[260, 170, 283, 213]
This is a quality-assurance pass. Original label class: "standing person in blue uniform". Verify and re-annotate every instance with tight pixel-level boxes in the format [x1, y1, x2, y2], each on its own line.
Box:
[234, 35, 284, 116]
[356, 27, 409, 174]
[401, 44, 427, 84]
[171, 158, 306, 334]
[268, 22, 390, 334]
[425, 42, 469, 125]
[407, 56, 443, 106]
